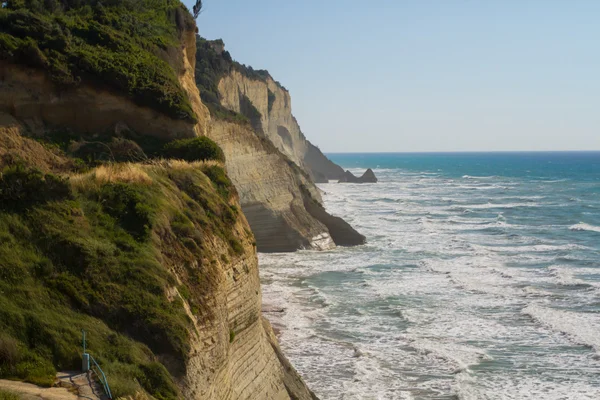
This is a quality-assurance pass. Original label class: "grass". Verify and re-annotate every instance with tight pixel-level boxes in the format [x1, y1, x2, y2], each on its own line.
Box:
[0, 159, 246, 399]
[0, 390, 20, 400]
[0, 0, 196, 122]
[28, 128, 227, 173]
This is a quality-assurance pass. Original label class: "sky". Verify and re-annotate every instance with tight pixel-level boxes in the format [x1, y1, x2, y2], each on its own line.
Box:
[185, 0, 600, 152]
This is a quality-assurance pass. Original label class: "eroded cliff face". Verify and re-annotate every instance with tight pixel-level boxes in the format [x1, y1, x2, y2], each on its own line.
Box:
[217, 71, 344, 182]
[177, 202, 316, 400]
[208, 119, 335, 252]
[0, 23, 317, 400]
[0, 29, 209, 140]
[202, 47, 365, 251]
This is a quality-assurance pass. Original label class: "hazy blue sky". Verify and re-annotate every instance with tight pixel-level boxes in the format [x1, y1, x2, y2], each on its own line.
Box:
[185, 0, 600, 152]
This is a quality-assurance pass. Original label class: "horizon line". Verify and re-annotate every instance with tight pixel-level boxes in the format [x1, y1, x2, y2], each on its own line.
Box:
[324, 150, 600, 154]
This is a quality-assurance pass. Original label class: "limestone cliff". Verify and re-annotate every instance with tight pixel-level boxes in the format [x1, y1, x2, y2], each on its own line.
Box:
[208, 120, 336, 252]
[217, 70, 344, 182]
[0, 33, 209, 140]
[0, 3, 317, 399]
[196, 38, 365, 251]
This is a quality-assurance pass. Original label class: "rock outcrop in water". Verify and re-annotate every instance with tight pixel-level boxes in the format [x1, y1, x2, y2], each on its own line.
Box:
[0, 2, 317, 399]
[338, 168, 378, 183]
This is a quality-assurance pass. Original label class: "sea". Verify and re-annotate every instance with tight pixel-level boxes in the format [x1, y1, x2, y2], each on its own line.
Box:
[259, 152, 600, 400]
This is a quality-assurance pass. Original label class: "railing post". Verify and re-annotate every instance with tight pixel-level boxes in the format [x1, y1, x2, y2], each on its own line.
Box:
[81, 329, 90, 372]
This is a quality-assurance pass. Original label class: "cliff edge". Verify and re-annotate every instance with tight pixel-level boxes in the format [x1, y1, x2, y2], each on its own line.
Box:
[0, 2, 316, 399]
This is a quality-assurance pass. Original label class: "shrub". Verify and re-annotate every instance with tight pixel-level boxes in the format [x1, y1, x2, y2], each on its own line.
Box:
[268, 89, 276, 113]
[200, 165, 231, 199]
[0, 164, 72, 211]
[229, 330, 235, 343]
[162, 136, 225, 163]
[138, 362, 179, 400]
[0, 334, 20, 372]
[97, 183, 154, 241]
[228, 238, 244, 256]
[0, 2, 196, 122]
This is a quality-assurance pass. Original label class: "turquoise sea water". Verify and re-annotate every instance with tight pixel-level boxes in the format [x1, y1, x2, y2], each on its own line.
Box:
[260, 152, 600, 400]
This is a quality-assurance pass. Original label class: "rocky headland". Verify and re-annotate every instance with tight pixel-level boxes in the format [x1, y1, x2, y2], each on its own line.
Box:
[0, 1, 373, 399]
[195, 38, 366, 252]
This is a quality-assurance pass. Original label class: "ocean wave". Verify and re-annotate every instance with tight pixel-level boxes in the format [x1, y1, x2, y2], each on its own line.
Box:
[481, 243, 590, 253]
[538, 178, 568, 183]
[462, 175, 497, 179]
[455, 185, 505, 191]
[547, 266, 600, 289]
[409, 338, 492, 373]
[451, 202, 541, 210]
[569, 222, 600, 233]
[522, 304, 600, 352]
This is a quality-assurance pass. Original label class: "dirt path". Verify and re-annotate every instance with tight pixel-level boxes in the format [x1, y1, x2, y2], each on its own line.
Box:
[0, 372, 107, 400]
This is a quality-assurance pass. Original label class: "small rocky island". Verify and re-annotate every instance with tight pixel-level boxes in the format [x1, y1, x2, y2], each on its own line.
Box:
[338, 168, 378, 183]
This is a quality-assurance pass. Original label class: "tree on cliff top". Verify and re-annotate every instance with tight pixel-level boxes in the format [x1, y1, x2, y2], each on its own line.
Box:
[193, 0, 202, 18]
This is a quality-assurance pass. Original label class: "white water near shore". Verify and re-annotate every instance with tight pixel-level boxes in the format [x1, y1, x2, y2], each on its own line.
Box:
[261, 164, 600, 399]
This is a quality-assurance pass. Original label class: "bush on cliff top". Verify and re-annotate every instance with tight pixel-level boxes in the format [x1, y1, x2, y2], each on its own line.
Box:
[162, 136, 225, 163]
[0, 163, 72, 211]
[0, 0, 196, 122]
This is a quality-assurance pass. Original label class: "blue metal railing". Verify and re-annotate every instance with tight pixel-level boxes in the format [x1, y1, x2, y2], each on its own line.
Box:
[82, 330, 113, 399]
[90, 354, 113, 400]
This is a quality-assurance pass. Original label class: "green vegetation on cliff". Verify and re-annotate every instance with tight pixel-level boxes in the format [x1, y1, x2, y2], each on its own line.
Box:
[194, 36, 247, 123]
[0, 0, 196, 122]
[163, 136, 226, 163]
[0, 154, 243, 398]
[0, 390, 20, 400]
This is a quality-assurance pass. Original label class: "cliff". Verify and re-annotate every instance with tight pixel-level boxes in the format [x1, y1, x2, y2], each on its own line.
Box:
[208, 120, 335, 252]
[0, 2, 316, 399]
[217, 70, 345, 183]
[196, 38, 365, 252]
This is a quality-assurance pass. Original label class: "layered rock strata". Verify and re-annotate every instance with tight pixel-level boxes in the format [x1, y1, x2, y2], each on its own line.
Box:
[0, 21, 317, 400]
[207, 120, 337, 252]
[217, 70, 344, 182]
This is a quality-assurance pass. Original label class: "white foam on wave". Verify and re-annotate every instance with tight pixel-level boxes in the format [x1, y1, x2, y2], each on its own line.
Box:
[523, 304, 600, 352]
[410, 338, 492, 374]
[548, 266, 600, 288]
[267, 164, 600, 399]
[570, 222, 600, 233]
[456, 184, 507, 191]
[462, 175, 497, 179]
[480, 243, 590, 253]
[451, 202, 541, 210]
[454, 370, 600, 400]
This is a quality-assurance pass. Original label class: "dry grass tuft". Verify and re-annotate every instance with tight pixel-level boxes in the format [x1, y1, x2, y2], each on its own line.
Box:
[150, 159, 223, 171]
[71, 163, 153, 190]
[94, 164, 153, 184]
[69, 159, 224, 192]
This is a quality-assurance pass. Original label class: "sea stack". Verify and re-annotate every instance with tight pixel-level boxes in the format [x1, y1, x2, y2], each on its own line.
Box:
[338, 168, 378, 183]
